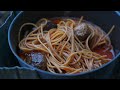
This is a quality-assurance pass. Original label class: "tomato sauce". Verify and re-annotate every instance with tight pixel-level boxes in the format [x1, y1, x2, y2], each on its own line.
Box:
[52, 19, 61, 24]
[93, 45, 114, 59]
[50, 18, 62, 24]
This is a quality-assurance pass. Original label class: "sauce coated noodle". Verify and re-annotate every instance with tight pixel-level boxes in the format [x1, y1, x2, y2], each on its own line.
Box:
[18, 17, 115, 74]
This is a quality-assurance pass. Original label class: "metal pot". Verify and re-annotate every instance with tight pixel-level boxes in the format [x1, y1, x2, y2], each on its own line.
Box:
[8, 11, 120, 79]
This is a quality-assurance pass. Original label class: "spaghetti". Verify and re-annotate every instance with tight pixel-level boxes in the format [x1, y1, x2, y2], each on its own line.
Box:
[18, 17, 115, 74]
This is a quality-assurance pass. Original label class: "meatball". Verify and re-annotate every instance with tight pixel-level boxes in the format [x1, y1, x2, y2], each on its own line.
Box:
[74, 23, 91, 41]
[19, 51, 47, 70]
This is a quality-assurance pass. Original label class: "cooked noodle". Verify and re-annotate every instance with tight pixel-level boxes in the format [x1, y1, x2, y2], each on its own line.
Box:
[18, 17, 115, 74]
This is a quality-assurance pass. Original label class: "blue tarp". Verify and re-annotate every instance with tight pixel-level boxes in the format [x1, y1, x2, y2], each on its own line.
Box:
[0, 11, 40, 79]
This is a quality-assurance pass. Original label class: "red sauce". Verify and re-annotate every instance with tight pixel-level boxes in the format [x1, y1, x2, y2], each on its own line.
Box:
[50, 18, 79, 24]
[93, 45, 114, 59]
[50, 18, 62, 24]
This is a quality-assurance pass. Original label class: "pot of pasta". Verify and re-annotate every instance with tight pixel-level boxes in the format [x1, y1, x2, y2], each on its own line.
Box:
[8, 11, 120, 79]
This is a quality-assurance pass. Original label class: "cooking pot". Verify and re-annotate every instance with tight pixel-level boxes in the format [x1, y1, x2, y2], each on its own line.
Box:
[8, 11, 120, 79]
